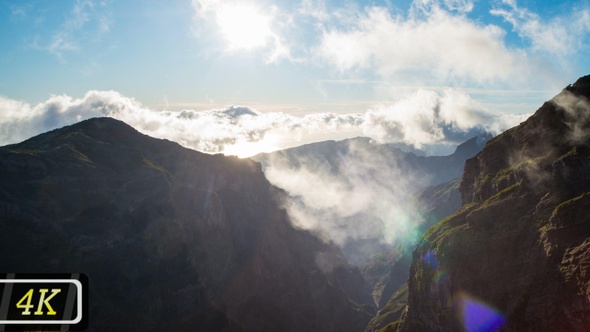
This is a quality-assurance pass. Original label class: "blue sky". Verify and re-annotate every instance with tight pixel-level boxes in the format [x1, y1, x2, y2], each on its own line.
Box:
[1, 0, 590, 155]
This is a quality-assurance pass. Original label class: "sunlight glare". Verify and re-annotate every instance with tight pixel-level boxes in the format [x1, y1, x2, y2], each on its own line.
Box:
[224, 135, 280, 158]
[216, 3, 272, 51]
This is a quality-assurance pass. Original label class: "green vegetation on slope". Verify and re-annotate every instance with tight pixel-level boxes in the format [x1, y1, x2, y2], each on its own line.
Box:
[365, 283, 408, 332]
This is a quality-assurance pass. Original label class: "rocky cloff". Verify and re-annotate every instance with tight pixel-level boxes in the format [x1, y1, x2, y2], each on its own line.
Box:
[397, 75, 590, 331]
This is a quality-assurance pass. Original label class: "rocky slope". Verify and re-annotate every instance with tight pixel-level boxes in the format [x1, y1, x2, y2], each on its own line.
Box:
[0, 117, 373, 331]
[396, 75, 590, 331]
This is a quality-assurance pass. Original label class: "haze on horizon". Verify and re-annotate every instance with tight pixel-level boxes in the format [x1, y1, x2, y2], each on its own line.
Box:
[1, 0, 590, 156]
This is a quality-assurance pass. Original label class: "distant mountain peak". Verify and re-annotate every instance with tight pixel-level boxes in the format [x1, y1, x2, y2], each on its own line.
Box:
[56, 116, 143, 140]
[49, 116, 135, 134]
[9, 117, 140, 149]
[452, 133, 493, 158]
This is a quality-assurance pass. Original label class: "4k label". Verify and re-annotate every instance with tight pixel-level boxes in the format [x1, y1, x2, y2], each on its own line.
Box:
[0, 274, 88, 331]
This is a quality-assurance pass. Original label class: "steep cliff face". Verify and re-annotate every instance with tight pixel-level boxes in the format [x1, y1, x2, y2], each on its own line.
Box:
[0, 117, 373, 331]
[398, 75, 590, 331]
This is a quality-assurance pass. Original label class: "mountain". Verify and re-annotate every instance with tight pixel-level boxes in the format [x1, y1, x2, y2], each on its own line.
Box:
[254, 135, 490, 191]
[364, 178, 462, 332]
[0, 117, 374, 331]
[393, 75, 590, 331]
[384, 178, 462, 295]
[254, 134, 490, 310]
[253, 135, 489, 262]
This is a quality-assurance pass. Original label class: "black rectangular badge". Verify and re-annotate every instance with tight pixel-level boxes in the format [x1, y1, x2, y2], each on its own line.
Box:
[0, 273, 88, 331]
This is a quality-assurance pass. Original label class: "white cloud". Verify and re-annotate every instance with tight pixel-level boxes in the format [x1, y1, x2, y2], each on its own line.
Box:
[32, 0, 112, 59]
[0, 89, 524, 156]
[443, 0, 474, 13]
[9, 4, 32, 20]
[263, 138, 425, 263]
[48, 32, 79, 56]
[298, 0, 329, 21]
[0, 90, 523, 156]
[491, 0, 590, 58]
[0, 91, 357, 155]
[186, 0, 589, 92]
[186, 0, 590, 89]
[315, 6, 529, 85]
[363, 89, 527, 149]
[413, 0, 474, 14]
[551, 89, 590, 144]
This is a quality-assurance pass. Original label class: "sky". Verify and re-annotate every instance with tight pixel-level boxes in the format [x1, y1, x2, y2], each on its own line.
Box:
[1, 0, 590, 156]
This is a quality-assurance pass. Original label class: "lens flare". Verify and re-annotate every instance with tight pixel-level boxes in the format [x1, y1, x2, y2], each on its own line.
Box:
[423, 250, 439, 269]
[455, 291, 505, 332]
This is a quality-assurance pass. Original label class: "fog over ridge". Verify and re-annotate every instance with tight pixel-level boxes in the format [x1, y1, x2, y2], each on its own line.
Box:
[0, 89, 527, 157]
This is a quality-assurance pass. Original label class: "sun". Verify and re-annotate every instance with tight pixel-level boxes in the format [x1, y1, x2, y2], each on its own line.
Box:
[224, 135, 280, 158]
[215, 3, 272, 51]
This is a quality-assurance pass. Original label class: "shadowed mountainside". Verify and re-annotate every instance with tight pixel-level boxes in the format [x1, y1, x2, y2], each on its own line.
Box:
[365, 178, 462, 332]
[255, 135, 487, 308]
[395, 75, 590, 331]
[0, 117, 374, 331]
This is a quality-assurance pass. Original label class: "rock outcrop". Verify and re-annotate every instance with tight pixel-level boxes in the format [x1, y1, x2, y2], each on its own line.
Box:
[0, 117, 373, 331]
[397, 75, 590, 331]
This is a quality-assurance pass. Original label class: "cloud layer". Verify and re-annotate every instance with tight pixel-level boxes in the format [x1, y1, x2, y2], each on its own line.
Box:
[316, 6, 525, 84]
[491, 0, 590, 58]
[0, 90, 526, 157]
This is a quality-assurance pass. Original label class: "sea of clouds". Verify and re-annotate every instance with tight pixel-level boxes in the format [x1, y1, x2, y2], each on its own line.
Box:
[0, 89, 526, 157]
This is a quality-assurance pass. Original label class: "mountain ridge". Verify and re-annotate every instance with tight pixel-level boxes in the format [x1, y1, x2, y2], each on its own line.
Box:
[0, 116, 374, 331]
[254, 134, 491, 189]
[394, 74, 590, 331]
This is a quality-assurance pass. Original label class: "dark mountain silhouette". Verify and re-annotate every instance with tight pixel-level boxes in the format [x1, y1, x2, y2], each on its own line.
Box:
[390, 75, 590, 331]
[0, 117, 374, 331]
